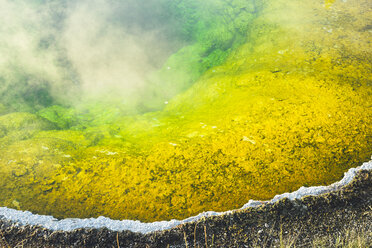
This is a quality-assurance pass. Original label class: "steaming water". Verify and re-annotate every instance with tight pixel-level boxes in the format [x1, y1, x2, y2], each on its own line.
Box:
[0, 0, 371, 222]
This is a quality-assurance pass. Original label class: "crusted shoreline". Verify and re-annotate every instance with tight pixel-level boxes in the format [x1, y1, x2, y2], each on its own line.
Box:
[1, 165, 371, 247]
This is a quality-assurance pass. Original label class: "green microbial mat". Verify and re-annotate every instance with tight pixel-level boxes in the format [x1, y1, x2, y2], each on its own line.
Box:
[0, 0, 371, 222]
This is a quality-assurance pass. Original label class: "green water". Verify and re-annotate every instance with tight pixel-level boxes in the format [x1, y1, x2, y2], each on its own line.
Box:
[0, 0, 371, 222]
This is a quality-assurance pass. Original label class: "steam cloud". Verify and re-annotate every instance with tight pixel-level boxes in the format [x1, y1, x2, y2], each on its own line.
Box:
[0, 0, 183, 112]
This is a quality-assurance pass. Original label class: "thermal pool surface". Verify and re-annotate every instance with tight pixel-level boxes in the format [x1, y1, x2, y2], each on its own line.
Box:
[0, 0, 371, 222]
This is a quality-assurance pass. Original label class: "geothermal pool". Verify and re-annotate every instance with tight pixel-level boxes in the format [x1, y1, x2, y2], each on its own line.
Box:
[0, 0, 371, 223]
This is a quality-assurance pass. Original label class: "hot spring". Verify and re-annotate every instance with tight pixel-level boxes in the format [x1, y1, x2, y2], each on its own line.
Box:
[0, 0, 371, 222]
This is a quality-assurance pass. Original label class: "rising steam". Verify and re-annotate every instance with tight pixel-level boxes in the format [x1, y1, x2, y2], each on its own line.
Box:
[0, 0, 184, 112]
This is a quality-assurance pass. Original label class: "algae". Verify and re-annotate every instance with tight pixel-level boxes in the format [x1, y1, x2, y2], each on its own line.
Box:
[0, 0, 371, 222]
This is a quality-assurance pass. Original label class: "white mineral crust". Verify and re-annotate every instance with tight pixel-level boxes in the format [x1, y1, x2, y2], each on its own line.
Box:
[0, 158, 371, 234]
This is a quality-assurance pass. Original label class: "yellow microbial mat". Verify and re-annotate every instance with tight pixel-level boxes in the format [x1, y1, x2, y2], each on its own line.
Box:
[0, 0, 371, 222]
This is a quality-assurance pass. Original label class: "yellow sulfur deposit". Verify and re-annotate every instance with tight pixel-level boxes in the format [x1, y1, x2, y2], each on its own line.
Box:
[0, 0, 371, 222]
